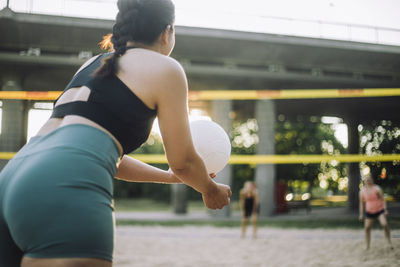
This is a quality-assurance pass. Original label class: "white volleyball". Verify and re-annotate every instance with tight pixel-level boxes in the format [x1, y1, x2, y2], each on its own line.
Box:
[189, 120, 231, 174]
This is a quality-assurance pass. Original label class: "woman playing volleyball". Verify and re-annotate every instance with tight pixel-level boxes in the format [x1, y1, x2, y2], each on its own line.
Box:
[240, 181, 259, 239]
[359, 174, 392, 250]
[0, 0, 231, 266]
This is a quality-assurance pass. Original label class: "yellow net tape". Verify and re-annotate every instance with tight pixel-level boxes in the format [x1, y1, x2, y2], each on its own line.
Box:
[0, 91, 62, 100]
[1, 152, 397, 164]
[129, 154, 400, 164]
[1, 88, 400, 101]
[1, 89, 398, 163]
[190, 88, 400, 100]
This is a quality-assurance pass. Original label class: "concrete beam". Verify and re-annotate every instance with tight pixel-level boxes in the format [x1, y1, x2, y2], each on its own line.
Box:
[1, 52, 396, 88]
[0, 7, 113, 29]
[0, 52, 85, 67]
[176, 25, 400, 55]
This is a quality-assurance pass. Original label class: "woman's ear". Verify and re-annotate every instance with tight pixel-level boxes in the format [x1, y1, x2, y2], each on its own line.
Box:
[161, 25, 172, 45]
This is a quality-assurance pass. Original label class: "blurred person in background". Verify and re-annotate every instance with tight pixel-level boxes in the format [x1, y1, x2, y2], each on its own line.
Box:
[240, 181, 259, 238]
[359, 174, 393, 250]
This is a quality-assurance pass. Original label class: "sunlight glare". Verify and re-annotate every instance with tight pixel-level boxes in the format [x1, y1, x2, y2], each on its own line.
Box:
[321, 116, 342, 124]
[285, 193, 294, 201]
[333, 124, 348, 148]
[27, 109, 52, 141]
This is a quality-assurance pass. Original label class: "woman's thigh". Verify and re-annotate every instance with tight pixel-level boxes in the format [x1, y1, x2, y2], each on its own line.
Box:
[364, 218, 374, 229]
[377, 213, 388, 227]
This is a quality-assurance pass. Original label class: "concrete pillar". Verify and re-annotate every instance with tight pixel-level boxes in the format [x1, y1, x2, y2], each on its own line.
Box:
[0, 76, 27, 170]
[209, 100, 232, 217]
[171, 100, 232, 215]
[255, 100, 276, 216]
[347, 120, 360, 212]
[171, 183, 188, 214]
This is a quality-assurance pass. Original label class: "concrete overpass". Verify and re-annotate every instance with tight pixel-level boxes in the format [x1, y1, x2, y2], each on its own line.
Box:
[1, 7, 399, 216]
[1, 7, 399, 120]
[1, 7, 400, 90]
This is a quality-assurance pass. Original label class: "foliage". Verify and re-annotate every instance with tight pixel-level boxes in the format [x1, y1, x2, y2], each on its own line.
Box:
[230, 119, 257, 200]
[275, 118, 347, 195]
[230, 116, 347, 196]
[359, 120, 400, 199]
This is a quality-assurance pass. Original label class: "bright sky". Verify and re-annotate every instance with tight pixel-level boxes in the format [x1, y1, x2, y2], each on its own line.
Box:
[173, 0, 400, 28]
[4, 0, 400, 45]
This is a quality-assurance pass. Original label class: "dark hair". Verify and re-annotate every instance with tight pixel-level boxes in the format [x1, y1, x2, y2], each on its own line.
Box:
[95, 0, 175, 78]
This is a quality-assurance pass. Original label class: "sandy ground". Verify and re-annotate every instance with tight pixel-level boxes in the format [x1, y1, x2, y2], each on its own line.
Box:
[114, 226, 400, 267]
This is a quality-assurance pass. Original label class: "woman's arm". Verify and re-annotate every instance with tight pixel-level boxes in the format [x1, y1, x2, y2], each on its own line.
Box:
[154, 59, 231, 209]
[377, 186, 388, 215]
[115, 155, 181, 184]
[155, 61, 211, 192]
[359, 190, 364, 220]
[239, 190, 245, 213]
[253, 191, 259, 214]
[115, 155, 216, 183]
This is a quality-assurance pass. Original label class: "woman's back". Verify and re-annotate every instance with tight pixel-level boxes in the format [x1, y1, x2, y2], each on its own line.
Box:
[36, 48, 184, 155]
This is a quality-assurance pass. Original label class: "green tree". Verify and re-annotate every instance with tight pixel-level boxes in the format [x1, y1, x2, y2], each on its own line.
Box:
[360, 120, 400, 199]
[275, 117, 347, 195]
[230, 119, 257, 200]
[230, 116, 347, 199]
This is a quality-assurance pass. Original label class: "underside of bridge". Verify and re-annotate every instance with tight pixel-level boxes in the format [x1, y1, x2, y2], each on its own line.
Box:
[1, 7, 399, 122]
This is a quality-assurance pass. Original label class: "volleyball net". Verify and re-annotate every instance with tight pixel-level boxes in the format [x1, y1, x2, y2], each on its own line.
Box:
[0, 88, 399, 164]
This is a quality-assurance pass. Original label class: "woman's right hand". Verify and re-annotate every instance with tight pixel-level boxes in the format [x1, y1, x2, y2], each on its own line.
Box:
[359, 214, 364, 221]
[202, 182, 232, 210]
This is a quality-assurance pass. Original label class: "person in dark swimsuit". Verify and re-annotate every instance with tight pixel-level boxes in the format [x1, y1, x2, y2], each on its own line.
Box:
[0, 1, 231, 266]
[240, 181, 259, 238]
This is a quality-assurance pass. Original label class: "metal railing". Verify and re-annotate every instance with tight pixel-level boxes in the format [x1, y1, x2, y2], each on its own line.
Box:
[2, 0, 400, 46]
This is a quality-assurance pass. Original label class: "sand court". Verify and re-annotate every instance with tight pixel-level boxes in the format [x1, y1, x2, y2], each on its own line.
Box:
[114, 226, 399, 267]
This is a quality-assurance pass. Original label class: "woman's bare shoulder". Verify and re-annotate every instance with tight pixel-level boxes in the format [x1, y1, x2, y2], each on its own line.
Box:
[152, 54, 186, 80]
[120, 50, 186, 90]
[123, 49, 183, 73]
[375, 185, 383, 192]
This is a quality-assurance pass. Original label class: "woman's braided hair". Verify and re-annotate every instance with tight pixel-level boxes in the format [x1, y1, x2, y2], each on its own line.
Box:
[95, 0, 175, 78]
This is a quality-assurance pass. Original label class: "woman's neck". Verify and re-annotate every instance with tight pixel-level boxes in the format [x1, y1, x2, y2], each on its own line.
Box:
[126, 41, 162, 54]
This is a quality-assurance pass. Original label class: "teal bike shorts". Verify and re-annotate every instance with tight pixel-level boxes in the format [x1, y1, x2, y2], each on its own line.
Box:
[0, 124, 120, 266]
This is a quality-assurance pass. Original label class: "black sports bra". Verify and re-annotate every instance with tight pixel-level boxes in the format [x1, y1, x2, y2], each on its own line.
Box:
[51, 52, 157, 155]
